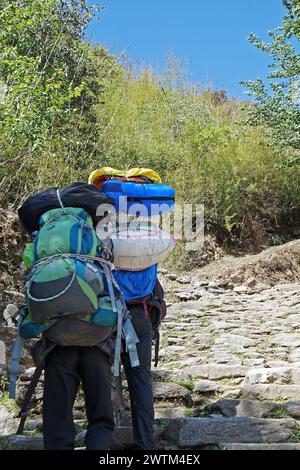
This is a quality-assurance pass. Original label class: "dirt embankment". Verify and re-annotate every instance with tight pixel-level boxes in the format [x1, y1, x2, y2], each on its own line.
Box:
[0, 209, 29, 314]
[196, 240, 300, 286]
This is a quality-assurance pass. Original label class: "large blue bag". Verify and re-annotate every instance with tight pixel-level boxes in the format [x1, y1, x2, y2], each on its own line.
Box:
[101, 181, 175, 215]
[113, 264, 158, 301]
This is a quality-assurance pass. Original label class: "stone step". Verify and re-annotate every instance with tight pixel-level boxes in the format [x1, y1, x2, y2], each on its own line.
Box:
[2, 416, 299, 450]
[221, 443, 300, 450]
[155, 407, 187, 420]
[152, 382, 191, 400]
[164, 417, 298, 448]
[0, 426, 165, 450]
[186, 365, 248, 380]
[244, 367, 300, 385]
[198, 398, 300, 419]
[242, 384, 300, 401]
[0, 434, 44, 450]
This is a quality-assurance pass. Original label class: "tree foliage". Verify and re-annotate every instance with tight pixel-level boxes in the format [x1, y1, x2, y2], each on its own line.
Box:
[242, 0, 300, 156]
[0, 0, 117, 204]
[0, 1, 299, 262]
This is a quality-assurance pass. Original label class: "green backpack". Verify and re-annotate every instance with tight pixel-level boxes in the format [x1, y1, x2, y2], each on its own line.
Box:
[21, 255, 120, 347]
[9, 255, 140, 402]
[25, 255, 104, 323]
[9, 207, 139, 413]
[32, 207, 101, 263]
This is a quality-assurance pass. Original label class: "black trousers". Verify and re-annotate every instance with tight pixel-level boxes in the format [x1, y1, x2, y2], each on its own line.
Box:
[122, 304, 155, 450]
[43, 345, 114, 450]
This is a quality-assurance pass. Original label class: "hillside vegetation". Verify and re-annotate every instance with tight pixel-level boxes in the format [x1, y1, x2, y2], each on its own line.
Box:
[0, 0, 299, 271]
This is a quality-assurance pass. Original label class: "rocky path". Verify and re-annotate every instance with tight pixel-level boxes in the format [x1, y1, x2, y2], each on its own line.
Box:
[151, 273, 300, 449]
[1, 272, 300, 450]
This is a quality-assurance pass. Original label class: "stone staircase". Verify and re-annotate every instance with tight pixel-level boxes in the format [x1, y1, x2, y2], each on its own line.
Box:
[1, 275, 300, 450]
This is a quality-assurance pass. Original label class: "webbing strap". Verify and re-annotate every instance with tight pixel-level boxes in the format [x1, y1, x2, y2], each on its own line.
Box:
[26, 256, 77, 302]
[119, 297, 140, 368]
[8, 335, 24, 399]
[113, 298, 124, 376]
[102, 263, 117, 313]
[153, 327, 160, 368]
[56, 189, 64, 208]
[123, 316, 140, 368]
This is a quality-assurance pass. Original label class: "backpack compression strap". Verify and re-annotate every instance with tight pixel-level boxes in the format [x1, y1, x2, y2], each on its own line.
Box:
[123, 313, 140, 368]
[113, 299, 140, 376]
[26, 256, 77, 303]
[97, 261, 140, 375]
[113, 298, 123, 377]
[120, 297, 140, 369]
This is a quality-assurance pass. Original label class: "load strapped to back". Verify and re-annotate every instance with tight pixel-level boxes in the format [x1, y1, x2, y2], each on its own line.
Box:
[9, 184, 140, 410]
[90, 167, 176, 271]
[18, 182, 114, 233]
[90, 167, 175, 366]
[97, 221, 175, 271]
[89, 167, 175, 216]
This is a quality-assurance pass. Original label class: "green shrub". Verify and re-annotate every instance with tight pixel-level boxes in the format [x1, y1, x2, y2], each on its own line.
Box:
[0, 3, 299, 271]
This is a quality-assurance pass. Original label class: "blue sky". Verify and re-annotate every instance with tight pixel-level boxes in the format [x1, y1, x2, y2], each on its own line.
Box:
[87, 0, 286, 99]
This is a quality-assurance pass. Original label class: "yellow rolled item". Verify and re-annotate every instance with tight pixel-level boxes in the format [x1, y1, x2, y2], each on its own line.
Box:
[88, 167, 162, 185]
